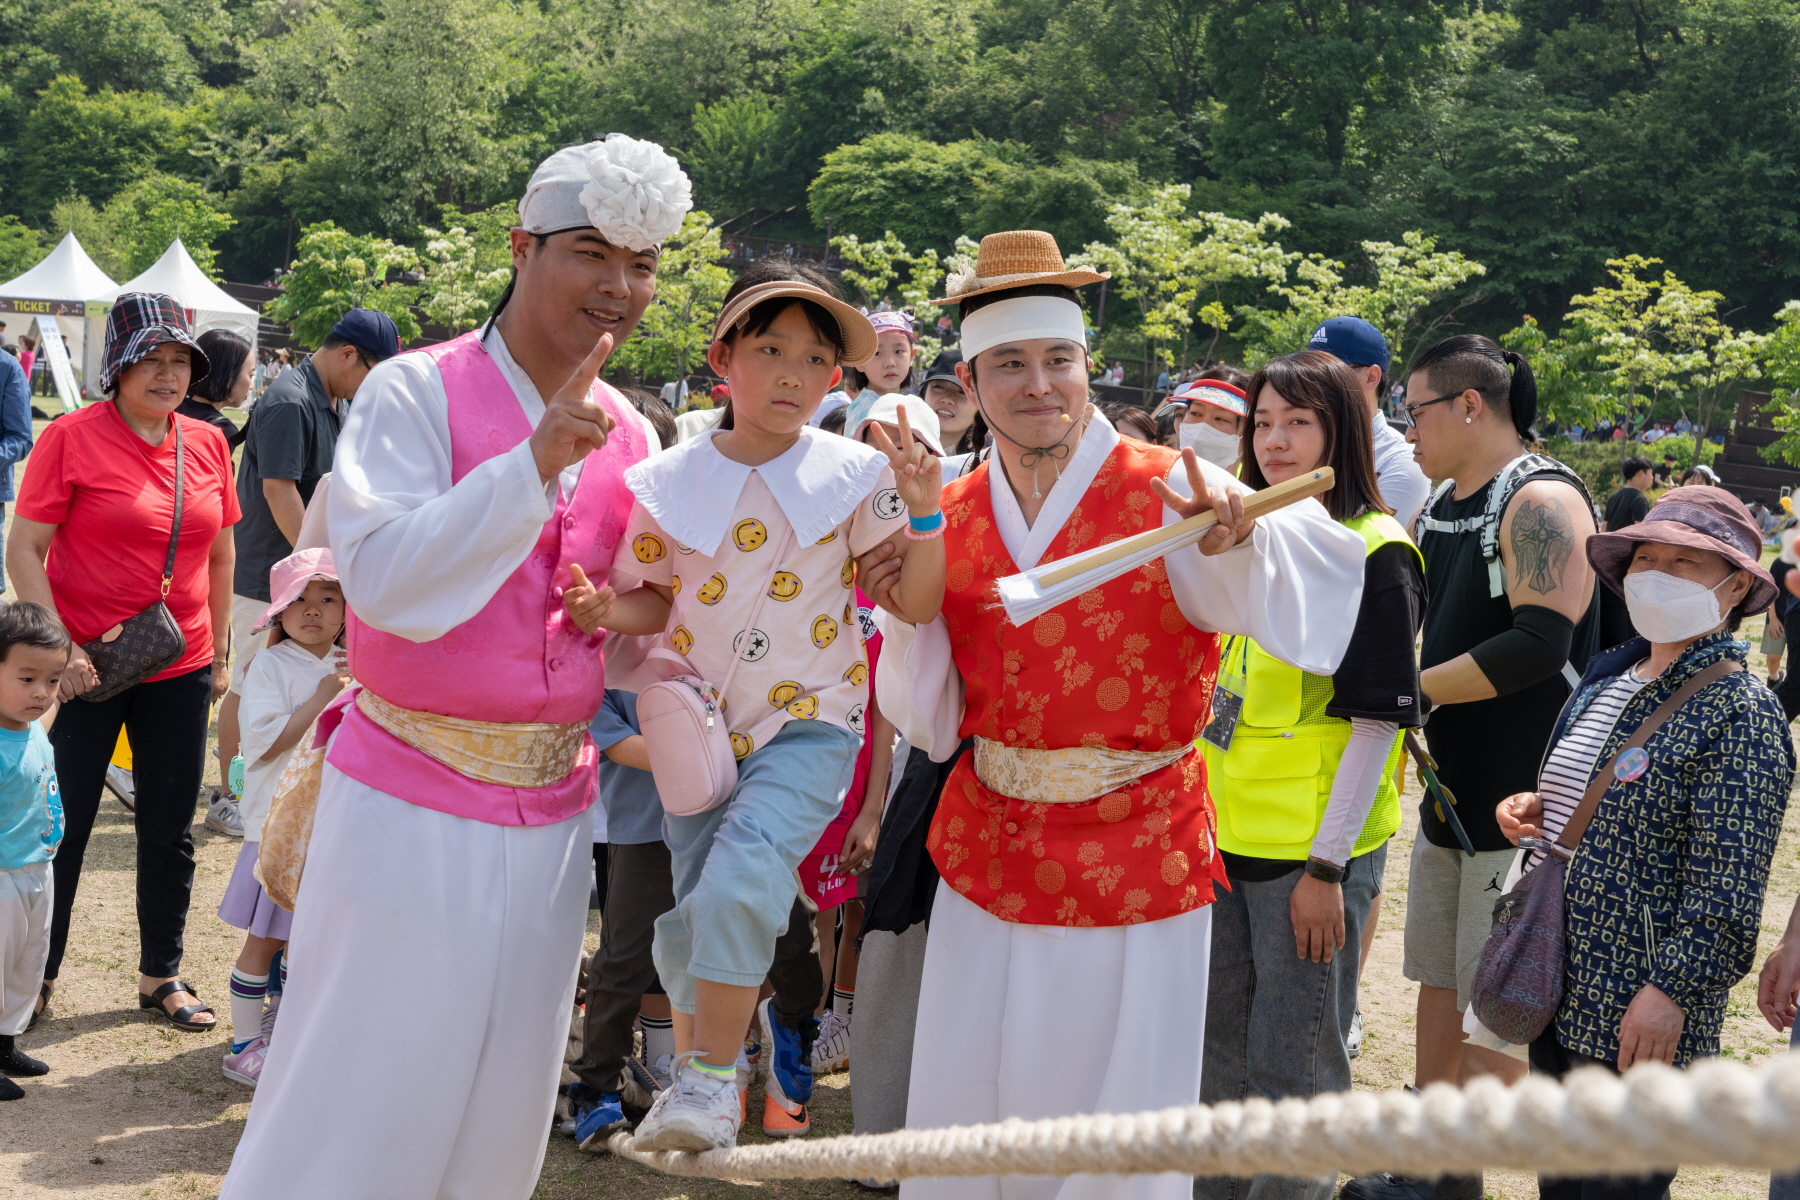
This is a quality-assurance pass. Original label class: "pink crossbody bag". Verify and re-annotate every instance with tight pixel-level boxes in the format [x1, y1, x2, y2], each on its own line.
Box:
[637, 526, 794, 816]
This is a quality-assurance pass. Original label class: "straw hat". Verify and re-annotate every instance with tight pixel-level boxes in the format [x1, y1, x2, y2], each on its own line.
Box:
[934, 231, 1108, 306]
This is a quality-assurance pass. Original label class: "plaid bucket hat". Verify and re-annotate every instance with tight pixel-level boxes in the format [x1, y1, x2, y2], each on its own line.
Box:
[101, 292, 210, 394]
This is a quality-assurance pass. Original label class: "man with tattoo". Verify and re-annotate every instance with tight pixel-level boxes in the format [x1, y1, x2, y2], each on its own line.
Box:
[1341, 336, 1600, 1200]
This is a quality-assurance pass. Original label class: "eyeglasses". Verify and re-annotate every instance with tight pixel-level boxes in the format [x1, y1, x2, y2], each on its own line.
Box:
[1401, 392, 1460, 426]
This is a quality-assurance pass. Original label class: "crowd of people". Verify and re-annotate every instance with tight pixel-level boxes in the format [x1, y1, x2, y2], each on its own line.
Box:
[0, 133, 1795, 1200]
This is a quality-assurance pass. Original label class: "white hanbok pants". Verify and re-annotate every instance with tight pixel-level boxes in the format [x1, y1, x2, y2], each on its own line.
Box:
[902, 881, 1212, 1200]
[220, 765, 591, 1200]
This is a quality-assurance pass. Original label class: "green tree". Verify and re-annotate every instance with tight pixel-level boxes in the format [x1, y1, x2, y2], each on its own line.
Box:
[808, 136, 998, 253]
[418, 203, 516, 333]
[104, 173, 236, 278]
[0, 216, 43, 281]
[268, 222, 421, 348]
[325, 0, 532, 235]
[610, 211, 732, 383]
[829, 230, 960, 365]
[43, 194, 125, 280]
[1759, 303, 1800, 467]
[1077, 185, 1298, 370]
[11, 77, 206, 222]
[1236, 230, 1487, 371]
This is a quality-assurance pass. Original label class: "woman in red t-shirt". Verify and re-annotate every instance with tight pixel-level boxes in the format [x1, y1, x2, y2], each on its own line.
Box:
[7, 293, 240, 1033]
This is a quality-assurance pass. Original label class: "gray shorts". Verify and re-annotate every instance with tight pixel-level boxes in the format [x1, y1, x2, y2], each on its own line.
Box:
[1403, 838, 1520, 1009]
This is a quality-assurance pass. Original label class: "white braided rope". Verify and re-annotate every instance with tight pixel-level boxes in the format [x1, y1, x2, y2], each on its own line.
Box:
[608, 1054, 1800, 1182]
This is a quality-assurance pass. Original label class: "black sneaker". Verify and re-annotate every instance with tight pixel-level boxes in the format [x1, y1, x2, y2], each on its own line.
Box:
[0, 1074, 23, 1101]
[1340, 1174, 1482, 1200]
[0, 1036, 47, 1078]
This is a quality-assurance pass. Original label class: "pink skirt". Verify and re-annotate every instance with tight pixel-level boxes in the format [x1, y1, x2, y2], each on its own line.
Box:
[216, 839, 294, 940]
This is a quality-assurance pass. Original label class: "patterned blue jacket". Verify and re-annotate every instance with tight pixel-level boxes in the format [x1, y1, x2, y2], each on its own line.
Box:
[1550, 630, 1792, 1065]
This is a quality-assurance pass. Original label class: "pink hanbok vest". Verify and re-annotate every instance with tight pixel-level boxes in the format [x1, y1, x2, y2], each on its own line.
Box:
[324, 331, 647, 826]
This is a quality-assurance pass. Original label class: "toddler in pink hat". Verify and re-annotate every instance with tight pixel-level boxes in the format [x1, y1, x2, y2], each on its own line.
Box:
[217, 547, 349, 1089]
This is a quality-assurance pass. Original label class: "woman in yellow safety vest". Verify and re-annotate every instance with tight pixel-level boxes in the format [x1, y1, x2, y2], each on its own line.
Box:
[1195, 350, 1426, 1200]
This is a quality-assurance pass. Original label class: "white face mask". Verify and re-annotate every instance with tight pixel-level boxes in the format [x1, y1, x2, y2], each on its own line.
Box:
[1179, 420, 1241, 468]
[1622, 569, 1735, 643]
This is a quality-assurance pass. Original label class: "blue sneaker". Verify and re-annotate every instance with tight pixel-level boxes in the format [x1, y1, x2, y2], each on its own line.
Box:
[570, 1082, 627, 1151]
[757, 996, 817, 1107]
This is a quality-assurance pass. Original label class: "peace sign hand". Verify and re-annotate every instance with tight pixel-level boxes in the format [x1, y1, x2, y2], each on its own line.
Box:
[867, 405, 943, 518]
[1149, 447, 1254, 556]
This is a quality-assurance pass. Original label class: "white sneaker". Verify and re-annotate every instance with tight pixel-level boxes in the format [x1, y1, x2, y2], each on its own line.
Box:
[105, 765, 135, 812]
[1347, 1008, 1364, 1060]
[812, 1009, 851, 1074]
[205, 791, 246, 837]
[632, 1052, 742, 1152]
[649, 1052, 674, 1091]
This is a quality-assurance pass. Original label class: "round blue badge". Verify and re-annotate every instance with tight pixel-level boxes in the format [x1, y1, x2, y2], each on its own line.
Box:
[1614, 747, 1650, 783]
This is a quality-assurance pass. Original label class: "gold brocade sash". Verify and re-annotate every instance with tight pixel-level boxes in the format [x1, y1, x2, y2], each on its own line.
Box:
[356, 689, 588, 789]
[972, 736, 1195, 804]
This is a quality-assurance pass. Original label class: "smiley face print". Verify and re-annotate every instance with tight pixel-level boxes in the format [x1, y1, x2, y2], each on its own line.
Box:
[633, 533, 667, 564]
[785, 693, 820, 719]
[697, 573, 728, 605]
[839, 557, 855, 589]
[810, 615, 838, 649]
[671, 625, 694, 656]
[768, 680, 803, 708]
[733, 518, 768, 552]
[768, 571, 803, 601]
[842, 660, 868, 687]
[730, 732, 754, 760]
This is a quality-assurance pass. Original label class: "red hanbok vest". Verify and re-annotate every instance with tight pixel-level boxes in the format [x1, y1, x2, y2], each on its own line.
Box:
[926, 439, 1226, 926]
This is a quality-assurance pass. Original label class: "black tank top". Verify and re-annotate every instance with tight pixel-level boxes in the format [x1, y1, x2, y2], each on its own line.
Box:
[1417, 473, 1600, 851]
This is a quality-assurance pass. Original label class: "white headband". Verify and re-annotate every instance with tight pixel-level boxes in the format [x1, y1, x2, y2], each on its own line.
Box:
[959, 295, 1088, 360]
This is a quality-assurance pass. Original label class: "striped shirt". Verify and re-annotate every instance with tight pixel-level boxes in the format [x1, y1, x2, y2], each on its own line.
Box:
[1527, 666, 1650, 871]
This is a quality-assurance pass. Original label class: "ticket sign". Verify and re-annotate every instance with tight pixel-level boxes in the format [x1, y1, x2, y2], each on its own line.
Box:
[34, 314, 80, 413]
[6, 298, 86, 318]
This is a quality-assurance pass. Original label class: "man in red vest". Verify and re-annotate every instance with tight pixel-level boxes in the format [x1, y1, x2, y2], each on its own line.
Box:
[865, 231, 1368, 1200]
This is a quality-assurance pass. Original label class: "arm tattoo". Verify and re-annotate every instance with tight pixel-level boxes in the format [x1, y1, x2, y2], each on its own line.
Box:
[1510, 498, 1575, 595]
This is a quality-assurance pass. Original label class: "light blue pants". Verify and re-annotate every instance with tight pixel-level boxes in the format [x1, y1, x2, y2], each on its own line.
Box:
[653, 719, 860, 1013]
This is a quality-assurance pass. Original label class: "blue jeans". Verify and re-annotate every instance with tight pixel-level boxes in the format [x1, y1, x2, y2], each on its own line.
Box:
[1194, 842, 1387, 1200]
[653, 719, 859, 1014]
[1775, 1024, 1800, 1200]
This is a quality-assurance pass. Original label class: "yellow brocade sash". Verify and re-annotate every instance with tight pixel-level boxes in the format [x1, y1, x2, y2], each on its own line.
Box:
[356, 689, 588, 789]
[972, 736, 1195, 804]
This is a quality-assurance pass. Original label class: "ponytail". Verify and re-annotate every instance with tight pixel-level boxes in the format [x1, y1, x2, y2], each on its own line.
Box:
[1502, 349, 1537, 440]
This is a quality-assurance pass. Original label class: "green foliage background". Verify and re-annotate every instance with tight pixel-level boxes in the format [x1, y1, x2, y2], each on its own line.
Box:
[3, 0, 1800, 385]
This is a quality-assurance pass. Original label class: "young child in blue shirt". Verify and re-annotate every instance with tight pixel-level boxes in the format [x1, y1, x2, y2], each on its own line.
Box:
[0, 602, 71, 1101]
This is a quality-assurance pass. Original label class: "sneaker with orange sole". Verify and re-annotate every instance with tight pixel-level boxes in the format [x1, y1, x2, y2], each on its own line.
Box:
[761, 1065, 810, 1137]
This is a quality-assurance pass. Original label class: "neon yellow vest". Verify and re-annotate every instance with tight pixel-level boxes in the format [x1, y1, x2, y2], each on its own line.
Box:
[1201, 510, 1421, 861]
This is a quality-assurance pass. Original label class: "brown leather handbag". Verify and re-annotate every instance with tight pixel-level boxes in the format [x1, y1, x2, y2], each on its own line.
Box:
[79, 421, 189, 703]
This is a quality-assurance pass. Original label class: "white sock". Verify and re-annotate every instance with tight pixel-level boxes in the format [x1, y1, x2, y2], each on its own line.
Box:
[639, 1014, 675, 1065]
[833, 987, 855, 1018]
[228, 970, 269, 1050]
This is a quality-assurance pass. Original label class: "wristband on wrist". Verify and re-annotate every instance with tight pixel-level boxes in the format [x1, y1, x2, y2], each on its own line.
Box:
[1304, 857, 1345, 884]
[904, 524, 944, 542]
[907, 510, 944, 532]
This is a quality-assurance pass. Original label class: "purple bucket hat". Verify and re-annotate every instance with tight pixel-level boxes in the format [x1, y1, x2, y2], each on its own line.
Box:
[1585, 484, 1777, 615]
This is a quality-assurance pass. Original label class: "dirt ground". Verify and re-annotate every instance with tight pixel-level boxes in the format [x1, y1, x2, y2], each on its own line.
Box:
[2, 755, 1795, 1200]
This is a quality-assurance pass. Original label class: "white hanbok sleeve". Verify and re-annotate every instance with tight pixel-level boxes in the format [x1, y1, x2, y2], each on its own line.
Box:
[327, 355, 559, 643]
[1161, 458, 1368, 676]
[873, 612, 964, 763]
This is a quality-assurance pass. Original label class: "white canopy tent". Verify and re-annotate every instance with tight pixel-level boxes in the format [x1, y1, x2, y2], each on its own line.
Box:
[99, 238, 260, 355]
[0, 231, 118, 400]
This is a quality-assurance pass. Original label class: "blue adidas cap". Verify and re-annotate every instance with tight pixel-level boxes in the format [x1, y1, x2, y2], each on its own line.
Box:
[1307, 316, 1388, 373]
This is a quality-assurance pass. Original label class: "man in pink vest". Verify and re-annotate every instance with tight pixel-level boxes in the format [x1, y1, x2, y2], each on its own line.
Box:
[221, 136, 691, 1200]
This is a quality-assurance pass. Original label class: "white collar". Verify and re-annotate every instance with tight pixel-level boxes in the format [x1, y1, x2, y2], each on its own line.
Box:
[987, 408, 1120, 569]
[625, 425, 888, 556]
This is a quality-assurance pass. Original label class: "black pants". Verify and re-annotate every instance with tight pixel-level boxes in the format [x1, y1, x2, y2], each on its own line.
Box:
[46, 666, 213, 980]
[576, 842, 674, 1092]
[1529, 1033, 1675, 1200]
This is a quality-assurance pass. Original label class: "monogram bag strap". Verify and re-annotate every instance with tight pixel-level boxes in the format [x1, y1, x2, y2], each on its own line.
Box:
[1557, 658, 1742, 849]
[161, 420, 185, 599]
[715, 524, 795, 702]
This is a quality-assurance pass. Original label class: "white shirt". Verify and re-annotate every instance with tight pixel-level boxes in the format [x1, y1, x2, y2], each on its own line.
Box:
[238, 639, 343, 841]
[327, 326, 657, 644]
[1370, 414, 1429, 530]
[877, 411, 1369, 760]
[674, 407, 725, 443]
